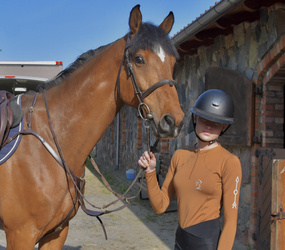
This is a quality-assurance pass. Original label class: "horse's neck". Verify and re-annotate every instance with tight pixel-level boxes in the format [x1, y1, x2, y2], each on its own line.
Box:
[46, 40, 125, 171]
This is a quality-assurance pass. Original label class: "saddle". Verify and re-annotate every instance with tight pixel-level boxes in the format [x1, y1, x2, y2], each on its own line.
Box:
[0, 91, 23, 147]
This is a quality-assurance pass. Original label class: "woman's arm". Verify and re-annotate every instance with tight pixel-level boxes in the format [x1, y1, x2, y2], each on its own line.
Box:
[218, 155, 242, 250]
[138, 151, 177, 214]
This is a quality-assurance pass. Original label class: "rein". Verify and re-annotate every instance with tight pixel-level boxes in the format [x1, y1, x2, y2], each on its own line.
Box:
[4, 91, 144, 240]
[42, 90, 145, 240]
[40, 89, 157, 240]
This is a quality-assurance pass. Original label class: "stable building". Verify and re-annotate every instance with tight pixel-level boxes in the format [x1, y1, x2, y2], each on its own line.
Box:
[95, 1, 285, 249]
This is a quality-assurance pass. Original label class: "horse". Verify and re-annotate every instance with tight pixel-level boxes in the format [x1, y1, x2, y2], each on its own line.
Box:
[0, 5, 184, 249]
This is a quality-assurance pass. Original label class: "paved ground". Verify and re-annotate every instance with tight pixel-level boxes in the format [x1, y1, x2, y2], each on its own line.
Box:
[0, 158, 178, 250]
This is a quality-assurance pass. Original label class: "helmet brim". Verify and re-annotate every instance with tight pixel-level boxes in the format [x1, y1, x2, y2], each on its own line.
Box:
[191, 107, 234, 124]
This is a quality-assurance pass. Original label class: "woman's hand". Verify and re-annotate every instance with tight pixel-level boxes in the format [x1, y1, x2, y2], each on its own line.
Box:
[138, 151, 156, 173]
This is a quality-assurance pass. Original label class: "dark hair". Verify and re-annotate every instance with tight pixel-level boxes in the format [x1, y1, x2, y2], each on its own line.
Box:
[37, 23, 179, 92]
[129, 23, 179, 59]
[37, 45, 111, 92]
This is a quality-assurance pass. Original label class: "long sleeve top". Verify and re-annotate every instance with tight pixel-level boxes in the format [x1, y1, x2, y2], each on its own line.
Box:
[145, 144, 242, 250]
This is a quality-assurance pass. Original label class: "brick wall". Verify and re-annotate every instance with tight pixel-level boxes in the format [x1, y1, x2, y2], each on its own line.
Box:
[263, 84, 284, 147]
[255, 36, 285, 148]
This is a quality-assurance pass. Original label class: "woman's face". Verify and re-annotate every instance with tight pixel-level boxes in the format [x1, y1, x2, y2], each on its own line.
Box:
[195, 116, 228, 142]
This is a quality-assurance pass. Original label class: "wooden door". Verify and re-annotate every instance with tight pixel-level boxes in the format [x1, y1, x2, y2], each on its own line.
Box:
[255, 148, 285, 250]
[271, 159, 285, 250]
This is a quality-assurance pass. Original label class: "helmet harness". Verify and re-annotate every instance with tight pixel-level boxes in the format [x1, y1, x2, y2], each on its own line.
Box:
[190, 89, 234, 144]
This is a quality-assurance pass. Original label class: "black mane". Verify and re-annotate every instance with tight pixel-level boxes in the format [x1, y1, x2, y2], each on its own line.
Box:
[37, 45, 111, 92]
[37, 22, 178, 92]
[129, 22, 179, 59]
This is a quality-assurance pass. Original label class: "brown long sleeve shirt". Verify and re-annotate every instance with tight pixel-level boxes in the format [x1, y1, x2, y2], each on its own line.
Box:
[145, 144, 242, 249]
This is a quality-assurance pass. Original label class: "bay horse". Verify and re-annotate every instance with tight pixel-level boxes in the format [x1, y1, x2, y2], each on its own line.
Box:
[0, 5, 184, 249]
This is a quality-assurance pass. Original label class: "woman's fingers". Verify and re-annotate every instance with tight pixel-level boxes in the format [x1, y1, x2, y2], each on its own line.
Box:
[142, 151, 150, 161]
[139, 151, 157, 172]
[138, 157, 149, 168]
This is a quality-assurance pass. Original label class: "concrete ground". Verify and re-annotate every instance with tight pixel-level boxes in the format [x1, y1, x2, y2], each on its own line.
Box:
[0, 158, 178, 250]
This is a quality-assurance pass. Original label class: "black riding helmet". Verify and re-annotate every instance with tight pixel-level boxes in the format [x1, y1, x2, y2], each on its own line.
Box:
[190, 89, 234, 142]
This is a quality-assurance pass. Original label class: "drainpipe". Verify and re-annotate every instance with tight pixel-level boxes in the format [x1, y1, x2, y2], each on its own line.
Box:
[115, 113, 120, 170]
[172, 0, 245, 46]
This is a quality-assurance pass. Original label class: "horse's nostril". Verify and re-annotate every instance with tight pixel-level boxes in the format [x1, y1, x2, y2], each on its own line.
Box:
[159, 115, 175, 132]
[157, 115, 184, 138]
[164, 115, 175, 128]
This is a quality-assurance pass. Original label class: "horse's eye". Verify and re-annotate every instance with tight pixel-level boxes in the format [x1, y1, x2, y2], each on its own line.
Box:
[134, 55, 145, 65]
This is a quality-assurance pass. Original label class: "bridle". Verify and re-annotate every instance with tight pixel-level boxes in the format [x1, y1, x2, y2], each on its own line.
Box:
[117, 33, 177, 153]
[118, 33, 177, 122]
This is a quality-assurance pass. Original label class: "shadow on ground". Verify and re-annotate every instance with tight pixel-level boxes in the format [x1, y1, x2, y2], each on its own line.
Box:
[0, 157, 177, 250]
[64, 156, 178, 249]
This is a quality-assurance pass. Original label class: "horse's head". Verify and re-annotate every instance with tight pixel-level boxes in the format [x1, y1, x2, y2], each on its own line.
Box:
[118, 5, 185, 139]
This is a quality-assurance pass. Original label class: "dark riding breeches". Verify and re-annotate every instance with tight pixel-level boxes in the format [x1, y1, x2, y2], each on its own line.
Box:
[174, 218, 221, 250]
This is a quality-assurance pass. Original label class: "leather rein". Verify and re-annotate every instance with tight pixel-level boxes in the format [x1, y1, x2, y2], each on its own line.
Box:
[5, 90, 140, 241]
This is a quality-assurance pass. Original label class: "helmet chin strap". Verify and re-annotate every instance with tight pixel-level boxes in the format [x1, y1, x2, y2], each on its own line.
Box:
[191, 114, 223, 145]
[193, 127, 219, 144]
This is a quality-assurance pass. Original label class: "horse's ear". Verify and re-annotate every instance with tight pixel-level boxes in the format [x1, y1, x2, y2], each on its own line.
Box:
[159, 11, 174, 35]
[129, 4, 142, 35]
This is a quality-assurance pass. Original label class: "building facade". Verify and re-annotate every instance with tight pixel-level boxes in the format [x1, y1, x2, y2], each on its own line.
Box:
[96, 1, 285, 249]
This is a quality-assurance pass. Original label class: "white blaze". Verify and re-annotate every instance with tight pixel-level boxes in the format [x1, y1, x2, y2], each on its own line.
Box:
[154, 45, 166, 62]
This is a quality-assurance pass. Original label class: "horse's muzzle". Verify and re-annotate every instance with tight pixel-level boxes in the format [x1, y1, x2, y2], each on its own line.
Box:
[154, 114, 184, 138]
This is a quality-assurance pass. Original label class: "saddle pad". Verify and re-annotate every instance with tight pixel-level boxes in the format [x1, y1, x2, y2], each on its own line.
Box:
[0, 94, 23, 165]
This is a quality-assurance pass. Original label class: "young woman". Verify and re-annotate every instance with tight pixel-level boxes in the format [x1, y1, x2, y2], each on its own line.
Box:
[138, 89, 242, 250]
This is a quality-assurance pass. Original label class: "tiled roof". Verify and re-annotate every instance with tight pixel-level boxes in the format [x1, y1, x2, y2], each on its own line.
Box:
[172, 0, 283, 57]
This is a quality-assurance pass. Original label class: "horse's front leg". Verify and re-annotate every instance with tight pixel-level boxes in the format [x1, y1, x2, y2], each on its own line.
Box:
[38, 222, 69, 250]
[5, 227, 38, 250]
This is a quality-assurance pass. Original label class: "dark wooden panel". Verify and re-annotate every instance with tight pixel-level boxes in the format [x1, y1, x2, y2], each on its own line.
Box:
[260, 158, 272, 248]
[205, 67, 254, 146]
[256, 149, 273, 250]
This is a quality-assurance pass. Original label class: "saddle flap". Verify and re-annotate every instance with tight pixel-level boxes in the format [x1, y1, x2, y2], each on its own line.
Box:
[0, 91, 16, 146]
[9, 97, 23, 127]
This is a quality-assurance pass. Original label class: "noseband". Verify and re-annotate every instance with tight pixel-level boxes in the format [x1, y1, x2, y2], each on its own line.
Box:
[117, 33, 176, 121]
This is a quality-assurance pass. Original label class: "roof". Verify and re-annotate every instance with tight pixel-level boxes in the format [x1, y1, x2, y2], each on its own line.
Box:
[172, 0, 284, 57]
